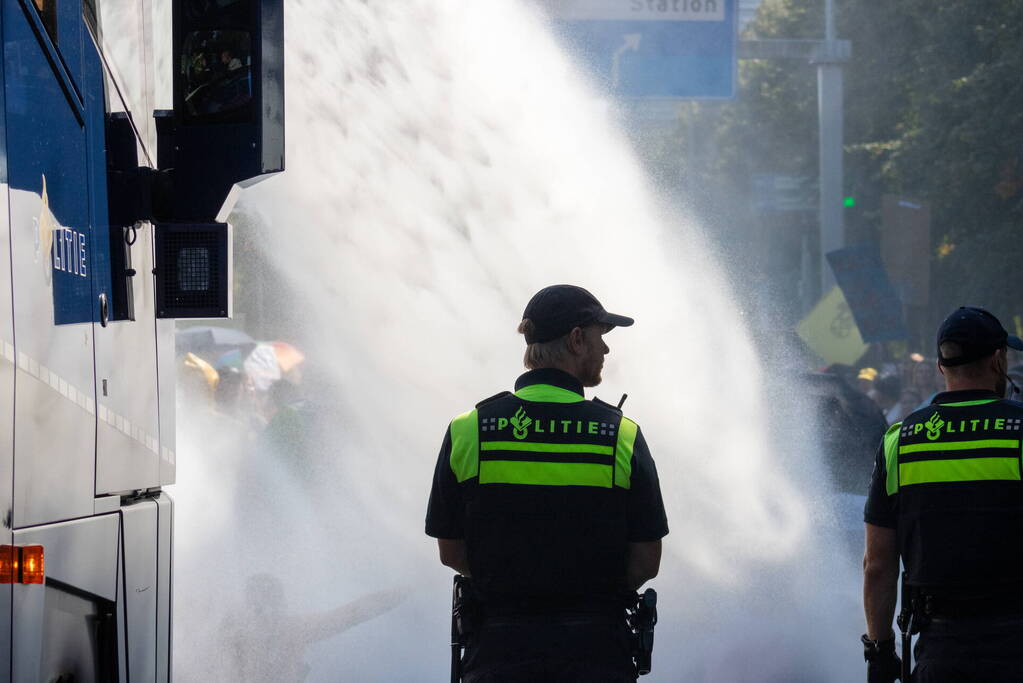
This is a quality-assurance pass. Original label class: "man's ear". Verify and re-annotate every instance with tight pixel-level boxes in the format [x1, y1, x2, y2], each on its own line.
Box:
[992, 349, 1008, 376]
[566, 326, 585, 355]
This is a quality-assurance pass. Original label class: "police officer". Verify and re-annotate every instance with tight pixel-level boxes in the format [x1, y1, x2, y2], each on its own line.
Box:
[426, 284, 669, 683]
[863, 307, 1023, 682]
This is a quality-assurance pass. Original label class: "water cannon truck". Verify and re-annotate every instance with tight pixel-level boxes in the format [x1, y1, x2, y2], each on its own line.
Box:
[0, 0, 283, 678]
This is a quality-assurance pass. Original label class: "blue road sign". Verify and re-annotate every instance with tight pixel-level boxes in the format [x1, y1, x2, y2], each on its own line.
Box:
[551, 0, 737, 99]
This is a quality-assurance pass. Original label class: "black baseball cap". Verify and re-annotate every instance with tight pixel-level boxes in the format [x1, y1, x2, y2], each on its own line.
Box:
[936, 306, 1023, 366]
[521, 285, 634, 344]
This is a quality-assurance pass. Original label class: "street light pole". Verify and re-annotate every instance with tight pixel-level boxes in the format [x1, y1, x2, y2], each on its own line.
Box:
[816, 0, 844, 295]
[738, 1, 850, 307]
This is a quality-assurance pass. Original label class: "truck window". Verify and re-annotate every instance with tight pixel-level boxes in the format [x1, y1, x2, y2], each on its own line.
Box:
[180, 29, 252, 120]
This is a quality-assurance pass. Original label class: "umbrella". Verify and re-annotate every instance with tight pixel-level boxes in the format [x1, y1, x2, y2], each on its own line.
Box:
[214, 348, 247, 371]
[175, 325, 257, 358]
[243, 343, 282, 392]
[270, 341, 305, 373]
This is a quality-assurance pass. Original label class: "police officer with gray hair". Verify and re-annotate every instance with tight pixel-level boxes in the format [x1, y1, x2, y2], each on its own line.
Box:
[426, 285, 668, 682]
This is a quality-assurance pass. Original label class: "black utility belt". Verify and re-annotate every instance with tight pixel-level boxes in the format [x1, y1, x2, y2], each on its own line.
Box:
[480, 603, 625, 623]
[919, 594, 1023, 619]
[481, 613, 625, 628]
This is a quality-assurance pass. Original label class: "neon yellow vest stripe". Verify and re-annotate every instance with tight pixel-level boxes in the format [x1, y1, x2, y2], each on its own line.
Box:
[450, 407, 636, 489]
[886, 419, 1022, 493]
[450, 409, 479, 483]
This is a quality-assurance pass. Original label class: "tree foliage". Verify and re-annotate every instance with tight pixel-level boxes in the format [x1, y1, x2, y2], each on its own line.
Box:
[664, 0, 1023, 339]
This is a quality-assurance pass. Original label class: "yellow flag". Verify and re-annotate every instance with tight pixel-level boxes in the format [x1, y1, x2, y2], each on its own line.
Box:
[796, 286, 869, 365]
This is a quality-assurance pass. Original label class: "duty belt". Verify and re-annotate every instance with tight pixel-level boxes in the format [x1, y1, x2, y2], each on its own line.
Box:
[922, 594, 1023, 619]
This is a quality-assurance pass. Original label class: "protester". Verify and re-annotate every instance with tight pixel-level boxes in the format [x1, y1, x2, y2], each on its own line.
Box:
[857, 367, 879, 394]
[872, 375, 901, 423]
[216, 574, 405, 681]
[803, 370, 887, 492]
[890, 386, 922, 423]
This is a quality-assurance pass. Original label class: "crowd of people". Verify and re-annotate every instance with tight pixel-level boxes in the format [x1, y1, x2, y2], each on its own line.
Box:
[801, 349, 1023, 493]
[176, 332, 316, 464]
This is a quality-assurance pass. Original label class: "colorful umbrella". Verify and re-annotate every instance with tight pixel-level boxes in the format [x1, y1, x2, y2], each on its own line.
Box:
[270, 341, 305, 373]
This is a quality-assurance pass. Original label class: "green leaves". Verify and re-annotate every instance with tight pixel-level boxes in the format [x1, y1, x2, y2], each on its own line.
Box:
[675, 0, 1023, 327]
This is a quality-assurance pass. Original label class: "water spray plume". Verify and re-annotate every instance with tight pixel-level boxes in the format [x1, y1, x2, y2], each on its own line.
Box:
[174, 0, 864, 679]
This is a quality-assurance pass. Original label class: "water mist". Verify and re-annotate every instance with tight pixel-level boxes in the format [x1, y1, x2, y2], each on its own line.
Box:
[173, 1, 864, 680]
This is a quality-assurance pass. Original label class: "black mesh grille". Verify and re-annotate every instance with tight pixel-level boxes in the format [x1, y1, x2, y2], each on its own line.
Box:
[165, 231, 219, 306]
[155, 223, 228, 318]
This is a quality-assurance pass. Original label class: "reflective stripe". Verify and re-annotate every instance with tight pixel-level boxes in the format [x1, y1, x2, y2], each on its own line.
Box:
[481, 441, 614, 455]
[513, 384, 585, 403]
[899, 457, 1021, 486]
[450, 409, 479, 483]
[884, 422, 901, 496]
[940, 399, 999, 407]
[479, 460, 612, 487]
[899, 439, 1020, 455]
[615, 417, 637, 490]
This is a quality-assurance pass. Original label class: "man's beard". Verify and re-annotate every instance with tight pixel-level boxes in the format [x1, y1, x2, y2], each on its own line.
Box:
[579, 360, 603, 388]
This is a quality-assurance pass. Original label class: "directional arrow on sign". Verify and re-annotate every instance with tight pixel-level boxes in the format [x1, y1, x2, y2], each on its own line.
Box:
[611, 33, 641, 89]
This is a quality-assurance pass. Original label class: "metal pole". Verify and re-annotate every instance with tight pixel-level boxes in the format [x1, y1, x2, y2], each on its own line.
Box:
[817, 0, 843, 294]
[817, 62, 843, 293]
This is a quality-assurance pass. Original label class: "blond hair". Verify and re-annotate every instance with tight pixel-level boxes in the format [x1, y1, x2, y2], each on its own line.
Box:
[518, 319, 569, 370]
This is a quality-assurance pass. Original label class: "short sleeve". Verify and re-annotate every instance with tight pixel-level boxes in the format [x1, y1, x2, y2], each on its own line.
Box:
[627, 427, 669, 542]
[863, 440, 897, 528]
[425, 426, 465, 538]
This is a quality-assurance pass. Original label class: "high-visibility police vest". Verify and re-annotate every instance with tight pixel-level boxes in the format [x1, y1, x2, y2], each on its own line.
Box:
[448, 382, 639, 611]
[884, 396, 1023, 590]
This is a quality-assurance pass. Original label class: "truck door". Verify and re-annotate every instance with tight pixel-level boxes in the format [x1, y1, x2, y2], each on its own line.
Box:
[88, 0, 163, 497]
[3, 0, 104, 527]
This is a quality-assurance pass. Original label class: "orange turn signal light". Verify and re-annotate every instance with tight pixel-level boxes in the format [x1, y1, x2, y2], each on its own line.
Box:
[21, 546, 44, 584]
[0, 544, 44, 584]
[0, 545, 17, 584]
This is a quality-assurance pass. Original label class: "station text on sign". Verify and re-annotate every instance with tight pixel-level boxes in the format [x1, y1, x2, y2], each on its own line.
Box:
[630, 0, 719, 16]
[553, 0, 725, 21]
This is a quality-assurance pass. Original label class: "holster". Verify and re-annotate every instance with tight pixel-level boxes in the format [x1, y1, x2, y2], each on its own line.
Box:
[451, 575, 477, 683]
[626, 588, 658, 676]
[897, 573, 928, 682]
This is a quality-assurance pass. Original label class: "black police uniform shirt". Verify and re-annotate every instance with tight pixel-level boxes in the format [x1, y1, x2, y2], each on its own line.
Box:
[864, 389, 1023, 592]
[425, 368, 669, 613]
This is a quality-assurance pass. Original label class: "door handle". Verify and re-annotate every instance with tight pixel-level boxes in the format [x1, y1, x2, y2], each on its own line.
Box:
[99, 292, 108, 328]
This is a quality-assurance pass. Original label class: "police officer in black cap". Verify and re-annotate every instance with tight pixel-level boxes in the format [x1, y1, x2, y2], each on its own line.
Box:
[426, 284, 669, 682]
[863, 306, 1023, 682]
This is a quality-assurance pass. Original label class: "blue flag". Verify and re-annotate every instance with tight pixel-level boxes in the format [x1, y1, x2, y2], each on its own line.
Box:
[826, 244, 908, 342]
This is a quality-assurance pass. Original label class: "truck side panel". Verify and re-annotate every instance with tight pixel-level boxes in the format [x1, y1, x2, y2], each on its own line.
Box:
[94, 222, 161, 495]
[11, 514, 120, 682]
[5, 0, 97, 528]
[155, 494, 172, 678]
[121, 500, 159, 681]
